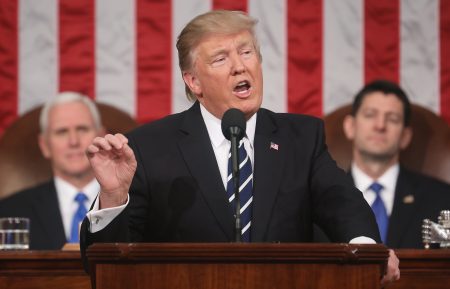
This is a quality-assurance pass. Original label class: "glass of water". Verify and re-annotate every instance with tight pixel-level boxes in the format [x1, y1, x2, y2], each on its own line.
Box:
[0, 217, 30, 250]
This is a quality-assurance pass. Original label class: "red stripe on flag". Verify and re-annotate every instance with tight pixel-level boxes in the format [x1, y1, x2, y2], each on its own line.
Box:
[364, 0, 399, 83]
[59, 0, 95, 99]
[287, 0, 323, 117]
[213, 0, 247, 12]
[136, 0, 172, 123]
[440, 0, 450, 125]
[0, 1, 18, 137]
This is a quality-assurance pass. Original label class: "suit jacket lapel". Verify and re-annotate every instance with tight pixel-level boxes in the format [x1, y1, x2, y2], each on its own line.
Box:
[386, 168, 418, 247]
[177, 102, 235, 240]
[32, 181, 67, 247]
[251, 109, 285, 241]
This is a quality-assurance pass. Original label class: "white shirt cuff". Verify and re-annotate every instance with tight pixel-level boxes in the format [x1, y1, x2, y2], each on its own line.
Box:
[86, 194, 129, 233]
[349, 236, 377, 244]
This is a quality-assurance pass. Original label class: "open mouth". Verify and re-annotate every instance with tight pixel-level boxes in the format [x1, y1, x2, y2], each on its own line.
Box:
[233, 80, 251, 96]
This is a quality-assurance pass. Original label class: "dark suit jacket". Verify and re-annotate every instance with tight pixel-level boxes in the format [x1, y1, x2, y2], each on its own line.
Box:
[314, 167, 450, 248]
[81, 102, 380, 258]
[382, 167, 450, 248]
[0, 180, 67, 250]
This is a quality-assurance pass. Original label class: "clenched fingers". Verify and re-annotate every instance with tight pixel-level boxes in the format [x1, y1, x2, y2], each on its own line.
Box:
[86, 134, 128, 155]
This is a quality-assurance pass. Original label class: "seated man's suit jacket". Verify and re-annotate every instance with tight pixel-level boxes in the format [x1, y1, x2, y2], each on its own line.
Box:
[81, 102, 380, 260]
[379, 168, 450, 248]
[314, 167, 450, 248]
[0, 181, 67, 250]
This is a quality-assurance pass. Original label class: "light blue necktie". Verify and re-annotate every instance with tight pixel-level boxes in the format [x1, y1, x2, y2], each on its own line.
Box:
[369, 182, 389, 243]
[69, 192, 88, 243]
[226, 140, 253, 242]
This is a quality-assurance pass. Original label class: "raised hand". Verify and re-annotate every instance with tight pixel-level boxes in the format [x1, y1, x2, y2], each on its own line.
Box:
[86, 133, 137, 208]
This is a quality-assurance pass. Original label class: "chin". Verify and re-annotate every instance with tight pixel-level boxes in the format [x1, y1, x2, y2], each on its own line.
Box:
[65, 166, 92, 176]
[239, 103, 259, 117]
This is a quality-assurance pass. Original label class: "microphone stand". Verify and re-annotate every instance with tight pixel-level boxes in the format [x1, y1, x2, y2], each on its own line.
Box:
[229, 128, 242, 243]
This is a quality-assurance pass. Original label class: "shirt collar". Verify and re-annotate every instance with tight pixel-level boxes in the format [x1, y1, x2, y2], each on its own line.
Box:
[54, 176, 99, 205]
[351, 163, 400, 192]
[199, 103, 257, 149]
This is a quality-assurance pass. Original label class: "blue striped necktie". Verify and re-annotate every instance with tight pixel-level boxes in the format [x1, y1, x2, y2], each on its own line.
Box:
[369, 182, 389, 243]
[226, 140, 253, 242]
[69, 192, 88, 243]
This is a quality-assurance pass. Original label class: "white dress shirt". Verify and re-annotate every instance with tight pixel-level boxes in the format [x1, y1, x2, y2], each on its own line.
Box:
[54, 176, 99, 240]
[351, 163, 399, 217]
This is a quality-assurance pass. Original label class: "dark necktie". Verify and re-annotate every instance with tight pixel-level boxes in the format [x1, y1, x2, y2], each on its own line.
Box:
[70, 192, 88, 243]
[226, 140, 253, 242]
[369, 182, 389, 243]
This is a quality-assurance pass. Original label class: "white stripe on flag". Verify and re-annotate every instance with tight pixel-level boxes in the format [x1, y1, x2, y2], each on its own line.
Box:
[95, 0, 136, 117]
[400, 0, 440, 113]
[171, 0, 211, 113]
[250, 0, 287, 113]
[19, 0, 58, 114]
[323, 0, 363, 114]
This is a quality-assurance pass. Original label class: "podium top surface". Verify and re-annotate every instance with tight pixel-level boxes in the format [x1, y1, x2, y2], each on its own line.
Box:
[86, 242, 388, 263]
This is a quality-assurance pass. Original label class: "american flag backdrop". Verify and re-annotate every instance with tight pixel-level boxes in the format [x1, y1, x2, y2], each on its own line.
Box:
[0, 0, 449, 137]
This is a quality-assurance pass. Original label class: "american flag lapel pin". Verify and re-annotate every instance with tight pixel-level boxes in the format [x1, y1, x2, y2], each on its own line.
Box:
[403, 194, 415, 204]
[270, 141, 279, 151]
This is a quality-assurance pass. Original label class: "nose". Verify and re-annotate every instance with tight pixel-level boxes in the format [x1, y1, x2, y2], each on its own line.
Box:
[374, 115, 387, 131]
[68, 130, 80, 146]
[231, 53, 245, 75]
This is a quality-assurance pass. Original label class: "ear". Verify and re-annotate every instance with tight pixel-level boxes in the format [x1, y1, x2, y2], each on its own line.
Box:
[182, 71, 202, 97]
[399, 126, 413, 150]
[343, 115, 356, 141]
[38, 133, 51, 159]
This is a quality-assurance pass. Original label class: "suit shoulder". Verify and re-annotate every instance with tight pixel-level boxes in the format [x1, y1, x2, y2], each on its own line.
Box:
[262, 108, 322, 123]
[401, 167, 450, 197]
[127, 110, 185, 139]
[259, 108, 324, 134]
[0, 181, 54, 215]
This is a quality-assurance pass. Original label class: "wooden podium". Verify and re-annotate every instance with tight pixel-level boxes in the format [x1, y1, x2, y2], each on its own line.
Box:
[86, 243, 388, 289]
[390, 249, 450, 289]
[0, 250, 90, 289]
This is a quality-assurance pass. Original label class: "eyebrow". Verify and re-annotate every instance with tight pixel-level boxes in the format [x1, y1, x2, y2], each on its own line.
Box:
[208, 39, 254, 58]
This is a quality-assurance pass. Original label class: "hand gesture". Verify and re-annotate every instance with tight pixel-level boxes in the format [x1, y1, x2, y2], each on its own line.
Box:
[86, 133, 137, 208]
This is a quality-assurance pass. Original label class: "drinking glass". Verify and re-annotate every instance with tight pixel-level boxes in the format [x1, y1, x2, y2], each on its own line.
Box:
[0, 217, 30, 250]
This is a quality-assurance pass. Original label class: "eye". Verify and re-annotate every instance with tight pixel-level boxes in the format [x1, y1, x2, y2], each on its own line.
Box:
[77, 126, 90, 132]
[211, 56, 226, 67]
[241, 49, 253, 58]
[386, 114, 402, 124]
[54, 128, 68, 137]
[362, 110, 376, 119]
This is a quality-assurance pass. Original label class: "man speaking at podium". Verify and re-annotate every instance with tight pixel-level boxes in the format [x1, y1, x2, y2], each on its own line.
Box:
[81, 10, 399, 285]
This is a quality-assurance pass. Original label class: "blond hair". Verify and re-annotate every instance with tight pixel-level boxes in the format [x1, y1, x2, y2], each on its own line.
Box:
[176, 10, 261, 101]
